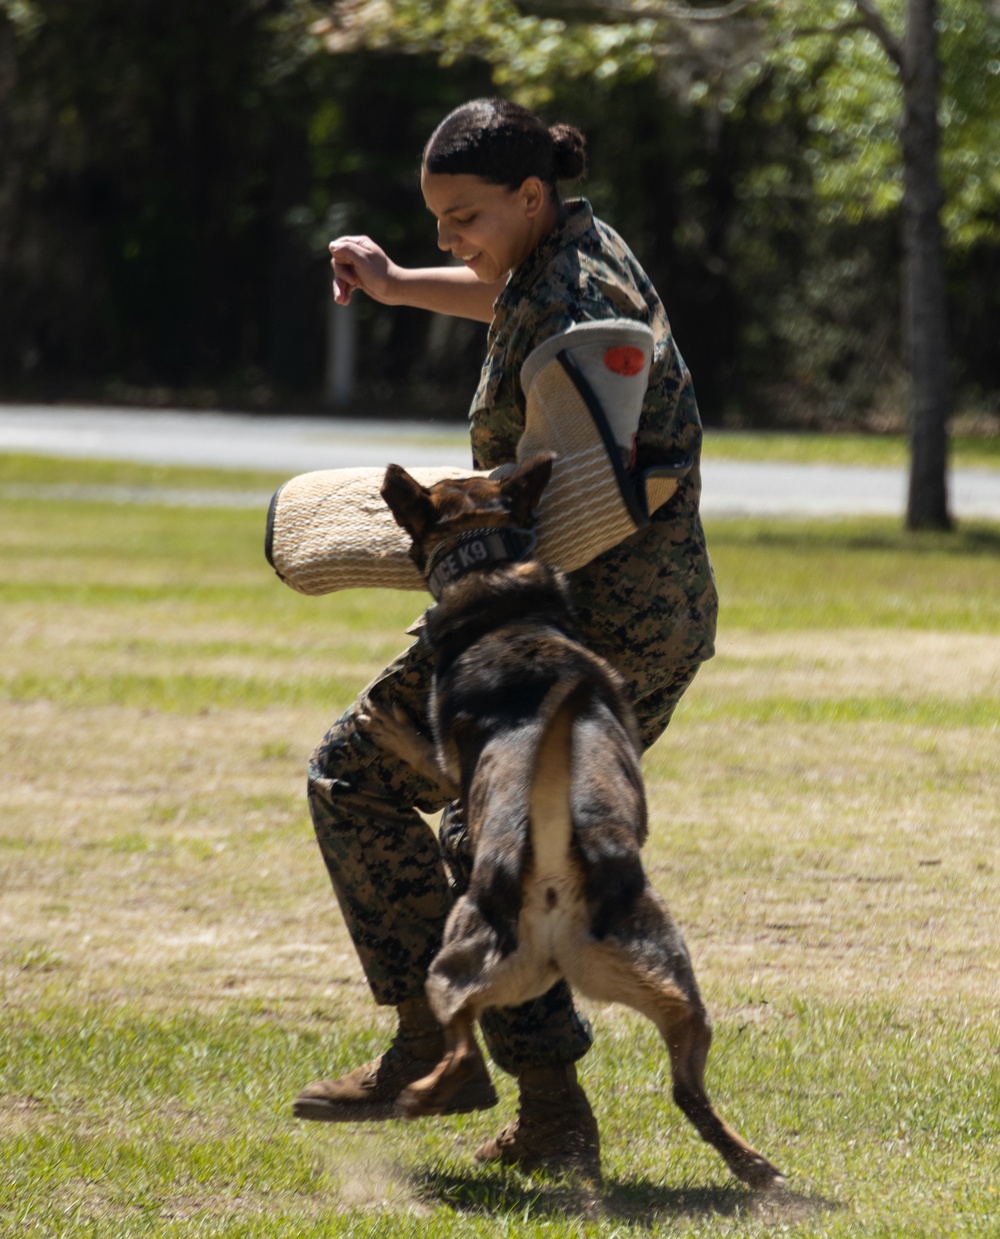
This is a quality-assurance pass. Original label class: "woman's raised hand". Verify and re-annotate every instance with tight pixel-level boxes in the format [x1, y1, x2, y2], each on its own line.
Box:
[328, 236, 400, 306]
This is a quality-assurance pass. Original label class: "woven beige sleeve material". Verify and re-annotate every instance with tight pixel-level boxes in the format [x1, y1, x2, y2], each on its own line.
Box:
[265, 320, 681, 596]
[518, 360, 643, 572]
[519, 319, 679, 571]
[266, 465, 482, 595]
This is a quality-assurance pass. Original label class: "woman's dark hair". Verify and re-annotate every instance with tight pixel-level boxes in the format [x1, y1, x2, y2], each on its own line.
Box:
[422, 98, 586, 191]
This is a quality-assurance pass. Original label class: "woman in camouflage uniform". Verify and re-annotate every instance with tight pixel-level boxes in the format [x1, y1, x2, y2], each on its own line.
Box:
[293, 99, 718, 1181]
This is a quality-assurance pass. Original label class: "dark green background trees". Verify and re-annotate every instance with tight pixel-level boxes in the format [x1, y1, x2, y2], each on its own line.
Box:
[2, 0, 997, 447]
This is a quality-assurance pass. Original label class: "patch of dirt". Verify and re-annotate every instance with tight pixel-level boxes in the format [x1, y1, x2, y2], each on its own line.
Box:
[711, 629, 1000, 700]
[2, 633, 998, 1023]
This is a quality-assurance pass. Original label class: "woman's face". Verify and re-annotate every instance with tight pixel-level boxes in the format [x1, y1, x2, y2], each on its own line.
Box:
[420, 170, 550, 283]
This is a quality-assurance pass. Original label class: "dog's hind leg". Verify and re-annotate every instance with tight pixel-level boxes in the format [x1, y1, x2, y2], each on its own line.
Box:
[566, 893, 784, 1190]
[395, 1007, 485, 1119]
[660, 995, 784, 1190]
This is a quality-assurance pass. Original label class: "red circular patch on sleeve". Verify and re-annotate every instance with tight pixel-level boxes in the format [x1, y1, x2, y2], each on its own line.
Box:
[603, 345, 646, 376]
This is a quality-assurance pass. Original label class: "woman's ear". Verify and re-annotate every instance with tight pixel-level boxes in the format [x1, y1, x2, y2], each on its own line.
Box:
[519, 176, 547, 219]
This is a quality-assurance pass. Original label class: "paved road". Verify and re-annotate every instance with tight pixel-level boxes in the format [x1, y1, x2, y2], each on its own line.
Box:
[3, 403, 999, 519]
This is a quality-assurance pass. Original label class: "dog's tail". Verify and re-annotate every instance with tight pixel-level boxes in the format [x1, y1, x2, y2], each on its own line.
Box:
[526, 677, 590, 881]
[528, 675, 647, 936]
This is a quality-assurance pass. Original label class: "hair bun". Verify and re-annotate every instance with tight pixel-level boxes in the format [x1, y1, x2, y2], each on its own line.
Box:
[549, 123, 587, 182]
[423, 99, 587, 190]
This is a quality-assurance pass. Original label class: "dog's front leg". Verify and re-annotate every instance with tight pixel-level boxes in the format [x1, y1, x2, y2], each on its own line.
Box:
[356, 700, 460, 801]
[395, 1009, 484, 1119]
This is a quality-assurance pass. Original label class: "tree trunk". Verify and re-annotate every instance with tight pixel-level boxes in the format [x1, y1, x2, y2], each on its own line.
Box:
[900, 0, 952, 529]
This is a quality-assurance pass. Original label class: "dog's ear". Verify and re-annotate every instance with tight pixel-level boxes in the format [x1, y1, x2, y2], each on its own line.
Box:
[499, 452, 555, 525]
[381, 464, 435, 541]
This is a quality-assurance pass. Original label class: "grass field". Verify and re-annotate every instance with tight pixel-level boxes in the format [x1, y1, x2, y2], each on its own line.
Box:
[1, 452, 998, 1237]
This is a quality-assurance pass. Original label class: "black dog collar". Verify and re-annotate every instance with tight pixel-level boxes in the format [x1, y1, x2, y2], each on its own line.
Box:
[426, 527, 537, 601]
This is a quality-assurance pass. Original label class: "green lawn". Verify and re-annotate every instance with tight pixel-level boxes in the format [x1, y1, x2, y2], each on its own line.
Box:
[1, 454, 998, 1237]
[701, 430, 1000, 470]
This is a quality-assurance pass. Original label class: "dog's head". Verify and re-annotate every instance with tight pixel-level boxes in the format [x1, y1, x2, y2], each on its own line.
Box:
[381, 453, 554, 579]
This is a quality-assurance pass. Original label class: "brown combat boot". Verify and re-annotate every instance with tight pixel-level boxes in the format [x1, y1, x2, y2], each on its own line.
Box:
[474, 1062, 601, 1181]
[292, 995, 497, 1121]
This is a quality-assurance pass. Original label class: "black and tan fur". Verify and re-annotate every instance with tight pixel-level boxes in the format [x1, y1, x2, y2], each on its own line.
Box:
[373, 454, 783, 1189]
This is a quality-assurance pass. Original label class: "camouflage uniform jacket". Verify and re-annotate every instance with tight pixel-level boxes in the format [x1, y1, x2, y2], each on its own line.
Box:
[468, 198, 718, 687]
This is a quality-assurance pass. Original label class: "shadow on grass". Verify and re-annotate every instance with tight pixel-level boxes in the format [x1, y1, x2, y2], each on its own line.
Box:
[415, 1168, 843, 1229]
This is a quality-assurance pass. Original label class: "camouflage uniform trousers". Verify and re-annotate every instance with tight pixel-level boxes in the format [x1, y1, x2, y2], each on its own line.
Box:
[307, 532, 706, 1076]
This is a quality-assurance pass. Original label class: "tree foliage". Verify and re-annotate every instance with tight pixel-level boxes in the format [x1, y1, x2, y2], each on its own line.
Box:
[756, 0, 1000, 248]
[310, 0, 661, 95]
[0, 0, 997, 427]
[301, 0, 999, 433]
[310, 0, 999, 247]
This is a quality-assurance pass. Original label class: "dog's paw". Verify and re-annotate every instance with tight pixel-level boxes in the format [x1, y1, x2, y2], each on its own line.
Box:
[356, 701, 460, 799]
[737, 1153, 786, 1191]
[357, 701, 411, 747]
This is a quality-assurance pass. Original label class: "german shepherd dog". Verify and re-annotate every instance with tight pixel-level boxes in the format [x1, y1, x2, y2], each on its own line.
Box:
[372, 453, 783, 1190]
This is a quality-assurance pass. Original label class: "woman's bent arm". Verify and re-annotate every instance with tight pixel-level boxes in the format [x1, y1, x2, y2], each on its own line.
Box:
[330, 236, 503, 323]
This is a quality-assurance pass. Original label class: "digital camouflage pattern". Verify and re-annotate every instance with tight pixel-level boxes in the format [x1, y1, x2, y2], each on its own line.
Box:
[470, 198, 718, 682]
[307, 200, 716, 1073]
